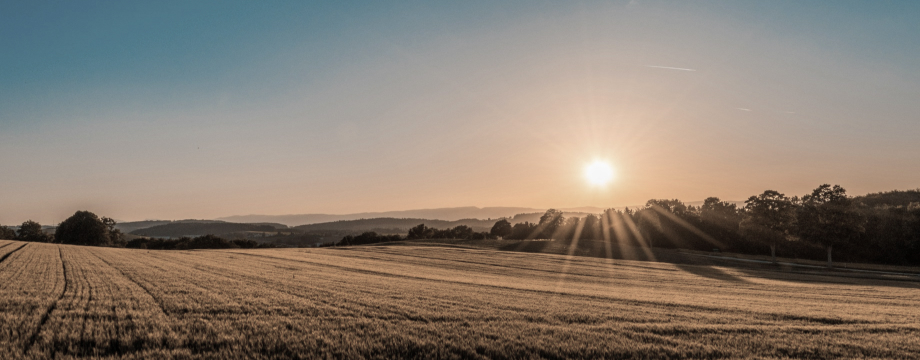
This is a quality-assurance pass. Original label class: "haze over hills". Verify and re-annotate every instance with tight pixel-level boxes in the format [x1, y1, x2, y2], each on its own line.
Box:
[293, 218, 496, 234]
[216, 206, 612, 226]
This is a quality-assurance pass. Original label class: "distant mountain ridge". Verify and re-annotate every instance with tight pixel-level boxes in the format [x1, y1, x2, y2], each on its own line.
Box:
[217, 206, 610, 226]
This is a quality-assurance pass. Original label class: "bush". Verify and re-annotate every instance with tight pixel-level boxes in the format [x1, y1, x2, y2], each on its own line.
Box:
[55, 211, 122, 246]
[0, 226, 17, 240]
[17, 220, 52, 242]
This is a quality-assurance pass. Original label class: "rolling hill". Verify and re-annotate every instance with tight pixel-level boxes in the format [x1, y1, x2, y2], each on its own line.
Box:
[293, 217, 497, 234]
[217, 206, 610, 226]
[128, 222, 285, 238]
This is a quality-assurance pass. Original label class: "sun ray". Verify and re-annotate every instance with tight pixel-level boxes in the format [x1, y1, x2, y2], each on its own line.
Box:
[554, 217, 586, 293]
[621, 212, 657, 262]
[607, 210, 632, 263]
[649, 205, 728, 249]
[600, 212, 618, 278]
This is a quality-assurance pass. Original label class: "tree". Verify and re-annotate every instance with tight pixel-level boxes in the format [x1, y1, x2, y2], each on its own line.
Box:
[0, 225, 18, 240]
[55, 211, 112, 246]
[406, 224, 432, 239]
[489, 219, 512, 239]
[450, 225, 474, 239]
[538, 209, 565, 240]
[561, 216, 580, 240]
[700, 197, 741, 231]
[508, 222, 537, 240]
[796, 184, 865, 268]
[646, 199, 689, 215]
[740, 190, 795, 263]
[580, 214, 601, 240]
[636, 208, 661, 248]
[101, 217, 125, 246]
[17, 220, 50, 242]
[700, 197, 743, 248]
[643, 199, 697, 249]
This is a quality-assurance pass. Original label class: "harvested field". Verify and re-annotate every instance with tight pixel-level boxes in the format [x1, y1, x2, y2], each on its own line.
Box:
[0, 239, 918, 359]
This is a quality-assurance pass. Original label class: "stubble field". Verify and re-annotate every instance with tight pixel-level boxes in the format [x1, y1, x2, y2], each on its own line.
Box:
[0, 239, 918, 359]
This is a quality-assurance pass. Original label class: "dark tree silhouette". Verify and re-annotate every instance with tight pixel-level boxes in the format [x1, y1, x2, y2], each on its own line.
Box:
[407, 224, 433, 239]
[508, 222, 537, 240]
[0, 225, 16, 240]
[490, 219, 512, 238]
[700, 197, 741, 232]
[538, 209, 565, 240]
[127, 235, 276, 250]
[338, 232, 401, 246]
[579, 214, 601, 240]
[102, 217, 124, 245]
[699, 197, 743, 249]
[55, 211, 115, 246]
[450, 225, 474, 239]
[646, 199, 688, 214]
[797, 184, 865, 267]
[17, 220, 50, 242]
[740, 190, 796, 263]
[636, 208, 662, 248]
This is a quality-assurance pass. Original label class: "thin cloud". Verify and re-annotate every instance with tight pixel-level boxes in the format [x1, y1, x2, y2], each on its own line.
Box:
[736, 108, 752, 112]
[645, 65, 696, 72]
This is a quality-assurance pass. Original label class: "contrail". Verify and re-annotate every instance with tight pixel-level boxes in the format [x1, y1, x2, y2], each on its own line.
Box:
[645, 65, 696, 72]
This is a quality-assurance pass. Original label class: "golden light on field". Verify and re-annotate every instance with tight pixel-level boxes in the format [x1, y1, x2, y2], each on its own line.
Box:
[584, 160, 615, 186]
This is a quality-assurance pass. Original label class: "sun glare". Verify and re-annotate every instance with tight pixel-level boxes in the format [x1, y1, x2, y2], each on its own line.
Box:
[584, 160, 615, 186]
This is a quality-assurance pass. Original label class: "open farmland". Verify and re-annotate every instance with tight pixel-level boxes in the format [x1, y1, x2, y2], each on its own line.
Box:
[0, 239, 918, 359]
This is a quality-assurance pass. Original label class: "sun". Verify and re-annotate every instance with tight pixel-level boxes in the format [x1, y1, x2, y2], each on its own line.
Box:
[584, 160, 615, 186]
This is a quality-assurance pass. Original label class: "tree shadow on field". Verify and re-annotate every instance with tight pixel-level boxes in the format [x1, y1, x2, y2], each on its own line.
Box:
[675, 264, 751, 283]
[730, 266, 920, 289]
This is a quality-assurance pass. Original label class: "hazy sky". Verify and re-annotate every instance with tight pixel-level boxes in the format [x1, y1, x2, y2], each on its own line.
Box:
[2, 1, 919, 224]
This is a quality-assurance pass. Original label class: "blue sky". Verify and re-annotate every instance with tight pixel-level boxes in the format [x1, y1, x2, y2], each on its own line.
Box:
[2, 1, 919, 223]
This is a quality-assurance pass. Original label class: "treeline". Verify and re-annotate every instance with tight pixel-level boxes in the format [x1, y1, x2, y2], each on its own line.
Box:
[480, 185, 920, 267]
[324, 224, 499, 247]
[0, 211, 276, 251]
[406, 224, 495, 240]
[126, 234, 275, 250]
[0, 211, 125, 246]
[312, 185, 920, 267]
[333, 232, 403, 246]
[321, 185, 920, 267]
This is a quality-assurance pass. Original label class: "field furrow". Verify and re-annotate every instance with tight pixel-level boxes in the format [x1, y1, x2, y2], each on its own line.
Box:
[0, 241, 15, 251]
[26, 245, 170, 358]
[0, 243, 28, 265]
[0, 243, 65, 359]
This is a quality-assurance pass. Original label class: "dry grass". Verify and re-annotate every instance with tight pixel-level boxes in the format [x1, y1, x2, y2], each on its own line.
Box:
[1, 240, 918, 359]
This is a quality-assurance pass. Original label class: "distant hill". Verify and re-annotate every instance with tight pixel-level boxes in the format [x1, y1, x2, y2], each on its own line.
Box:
[218, 206, 611, 226]
[293, 218, 498, 234]
[116, 220, 178, 233]
[129, 222, 282, 238]
[292, 211, 613, 235]
[116, 219, 232, 233]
